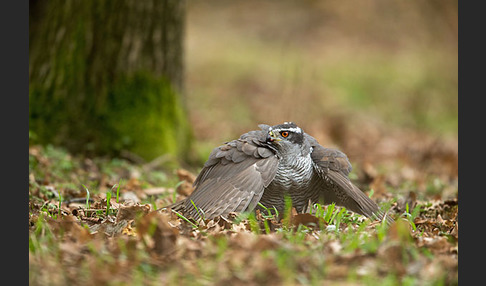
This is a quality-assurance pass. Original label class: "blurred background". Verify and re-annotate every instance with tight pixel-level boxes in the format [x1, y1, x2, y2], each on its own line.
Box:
[186, 0, 457, 141]
[29, 0, 458, 199]
[185, 0, 458, 201]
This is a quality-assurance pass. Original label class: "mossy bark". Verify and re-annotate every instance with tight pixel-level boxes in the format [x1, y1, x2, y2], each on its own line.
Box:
[29, 0, 191, 161]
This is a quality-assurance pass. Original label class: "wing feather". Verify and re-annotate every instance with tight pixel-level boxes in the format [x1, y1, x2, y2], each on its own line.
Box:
[307, 135, 392, 223]
[175, 127, 278, 220]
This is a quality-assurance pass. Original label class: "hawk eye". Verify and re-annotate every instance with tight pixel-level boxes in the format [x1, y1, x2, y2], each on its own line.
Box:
[280, 131, 289, 138]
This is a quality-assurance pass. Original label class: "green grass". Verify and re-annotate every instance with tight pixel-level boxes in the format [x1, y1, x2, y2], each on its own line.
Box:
[29, 143, 457, 286]
[173, 210, 198, 229]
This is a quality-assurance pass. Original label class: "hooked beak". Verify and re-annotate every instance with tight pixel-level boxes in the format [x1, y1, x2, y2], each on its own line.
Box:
[267, 130, 282, 143]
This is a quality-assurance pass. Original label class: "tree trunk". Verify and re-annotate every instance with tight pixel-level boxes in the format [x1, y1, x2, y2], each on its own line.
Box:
[29, 0, 192, 161]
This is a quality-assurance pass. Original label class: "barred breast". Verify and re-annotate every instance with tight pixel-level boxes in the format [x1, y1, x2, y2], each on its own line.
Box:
[257, 153, 317, 214]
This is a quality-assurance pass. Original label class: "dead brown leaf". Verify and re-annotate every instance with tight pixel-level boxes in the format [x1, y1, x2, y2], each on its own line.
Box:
[143, 187, 168, 196]
[290, 212, 324, 229]
[416, 236, 455, 255]
[378, 243, 407, 276]
[175, 169, 196, 196]
[252, 234, 283, 251]
[177, 169, 196, 184]
[89, 218, 130, 237]
[116, 203, 151, 222]
[176, 181, 194, 197]
[47, 215, 92, 243]
[136, 211, 179, 256]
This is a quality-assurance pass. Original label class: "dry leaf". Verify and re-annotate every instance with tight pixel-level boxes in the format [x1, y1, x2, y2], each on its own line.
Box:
[116, 204, 151, 222]
[143, 187, 168, 196]
[136, 211, 179, 256]
[290, 213, 324, 229]
[176, 169, 196, 184]
[176, 181, 194, 196]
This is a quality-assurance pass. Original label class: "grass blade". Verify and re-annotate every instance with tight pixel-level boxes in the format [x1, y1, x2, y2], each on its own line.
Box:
[172, 210, 198, 228]
[106, 191, 112, 216]
[190, 200, 205, 220]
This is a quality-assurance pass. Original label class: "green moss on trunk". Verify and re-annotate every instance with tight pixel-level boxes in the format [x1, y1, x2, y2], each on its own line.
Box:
[103, 73, 192, 160]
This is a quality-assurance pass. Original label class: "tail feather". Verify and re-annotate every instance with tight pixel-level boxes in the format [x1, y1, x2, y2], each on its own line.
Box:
[350, 185, 394, 225]
[352, 187, 394, 225]
[325, 171, 394, 225]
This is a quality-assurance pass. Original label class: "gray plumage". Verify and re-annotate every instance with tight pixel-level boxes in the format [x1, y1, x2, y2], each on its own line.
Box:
[165, 122, 392, 223]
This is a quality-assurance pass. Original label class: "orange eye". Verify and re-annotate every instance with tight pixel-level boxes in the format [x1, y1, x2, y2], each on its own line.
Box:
[280, 131, 289, 138]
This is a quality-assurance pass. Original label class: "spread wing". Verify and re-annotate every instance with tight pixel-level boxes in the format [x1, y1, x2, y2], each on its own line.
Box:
[306, 134, 392, 223]
[173, 127, 278, 220]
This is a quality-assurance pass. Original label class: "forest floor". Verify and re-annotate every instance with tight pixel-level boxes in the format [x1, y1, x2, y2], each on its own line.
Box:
[29, 121, 458, 285]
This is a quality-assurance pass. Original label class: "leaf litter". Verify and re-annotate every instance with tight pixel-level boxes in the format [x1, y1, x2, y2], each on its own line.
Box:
[29, 137, 457, 285]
